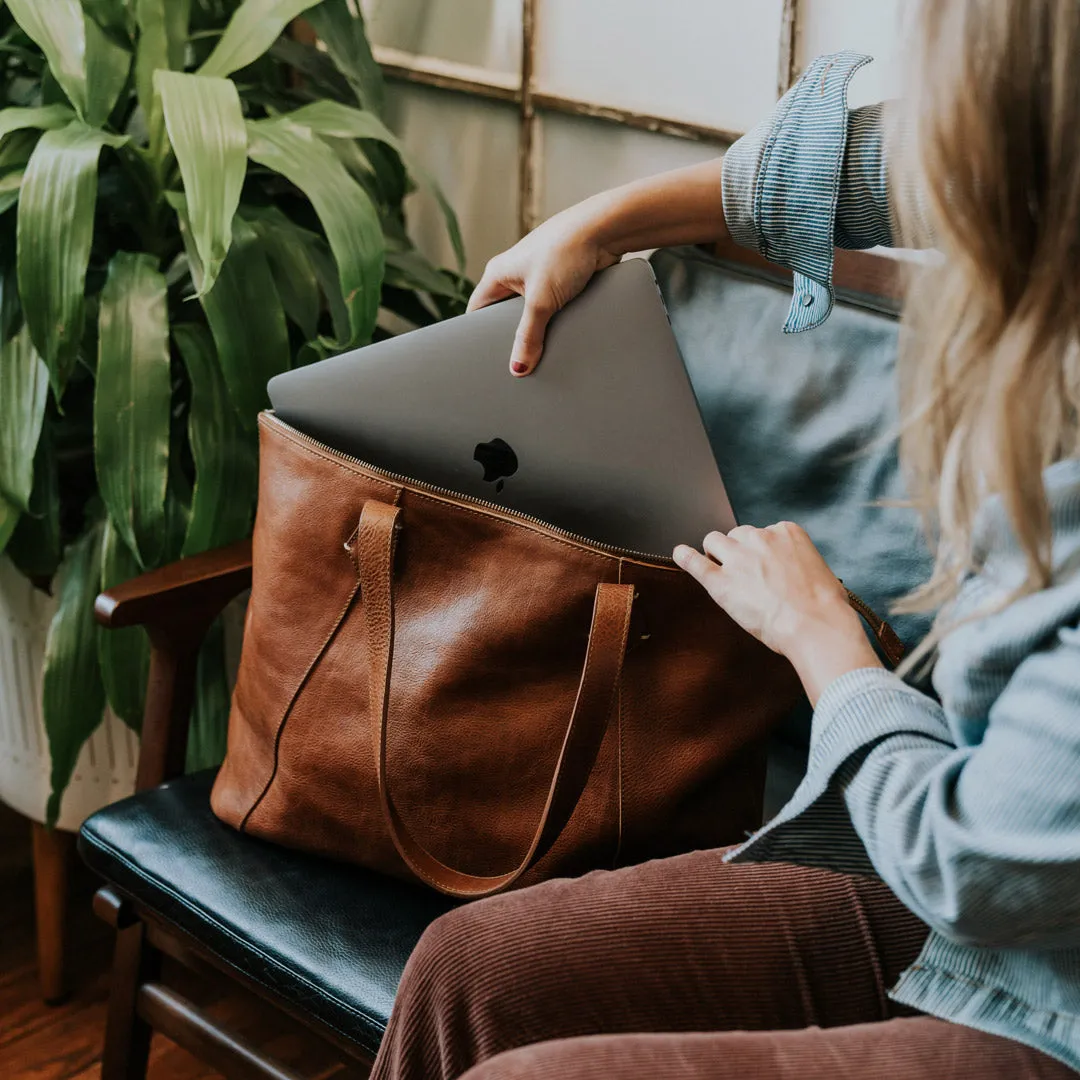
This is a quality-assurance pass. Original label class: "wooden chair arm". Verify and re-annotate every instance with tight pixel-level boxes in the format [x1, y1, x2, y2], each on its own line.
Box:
[94, 541, 253, 792]
[95, 540, 253, 634]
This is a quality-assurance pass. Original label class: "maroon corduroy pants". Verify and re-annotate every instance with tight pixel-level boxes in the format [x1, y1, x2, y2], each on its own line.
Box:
[371, 848, 1074, 1079]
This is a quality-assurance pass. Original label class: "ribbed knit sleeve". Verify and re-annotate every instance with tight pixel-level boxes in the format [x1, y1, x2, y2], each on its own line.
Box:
[728, 611, 1080, 951]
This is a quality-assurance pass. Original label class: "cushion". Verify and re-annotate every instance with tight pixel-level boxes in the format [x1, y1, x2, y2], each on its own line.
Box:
[78, 770, 455, 1056]
[654, 250, 932, 738]
[654, 248, 933, 814]
[654, 247, 932, 649]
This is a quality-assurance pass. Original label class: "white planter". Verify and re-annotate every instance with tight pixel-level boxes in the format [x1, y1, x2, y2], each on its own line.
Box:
[0, 556, 139, 831]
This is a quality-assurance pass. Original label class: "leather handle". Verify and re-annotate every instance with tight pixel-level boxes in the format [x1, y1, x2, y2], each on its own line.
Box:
[355, 500, 635, 899]
[844, 589, 905, 668]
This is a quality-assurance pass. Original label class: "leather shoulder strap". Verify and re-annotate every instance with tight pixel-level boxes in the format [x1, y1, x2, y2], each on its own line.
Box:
[845, 589, 905, 667]
[356, 500, 635, 899]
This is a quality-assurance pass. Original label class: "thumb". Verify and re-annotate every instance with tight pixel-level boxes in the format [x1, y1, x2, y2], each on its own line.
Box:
[467, 274, 515, 313]
[510, 297, 555, 376]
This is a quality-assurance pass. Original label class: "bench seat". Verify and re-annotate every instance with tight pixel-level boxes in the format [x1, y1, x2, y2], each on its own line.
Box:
[79, 770, 455, 1057]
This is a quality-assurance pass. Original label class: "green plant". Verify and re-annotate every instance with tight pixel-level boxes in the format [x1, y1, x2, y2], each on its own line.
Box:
[0, 0, 466, 824]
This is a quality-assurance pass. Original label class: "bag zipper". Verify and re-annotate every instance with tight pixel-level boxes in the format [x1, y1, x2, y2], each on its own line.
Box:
[266, 412, 676, 566]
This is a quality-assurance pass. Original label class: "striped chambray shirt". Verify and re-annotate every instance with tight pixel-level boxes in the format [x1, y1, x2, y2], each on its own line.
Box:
[721, 52, 1080, 1072]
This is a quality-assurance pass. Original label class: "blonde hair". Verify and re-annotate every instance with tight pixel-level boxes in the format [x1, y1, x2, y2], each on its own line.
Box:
[891, 0, 1080, 654]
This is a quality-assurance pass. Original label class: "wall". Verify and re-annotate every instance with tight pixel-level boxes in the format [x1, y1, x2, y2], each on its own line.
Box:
[362, 0, 908, 281]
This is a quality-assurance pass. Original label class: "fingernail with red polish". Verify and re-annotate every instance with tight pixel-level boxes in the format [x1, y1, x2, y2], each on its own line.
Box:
[511, 361, 528, 375]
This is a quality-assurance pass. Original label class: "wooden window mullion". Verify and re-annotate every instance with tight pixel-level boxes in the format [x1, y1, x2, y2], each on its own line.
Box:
[777, 0, 800, 98]
[372, 0, 815, 234]
[518, 0, 539, 236]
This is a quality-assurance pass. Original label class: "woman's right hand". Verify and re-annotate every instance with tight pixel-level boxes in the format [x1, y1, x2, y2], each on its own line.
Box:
[467, 208, 619, 376]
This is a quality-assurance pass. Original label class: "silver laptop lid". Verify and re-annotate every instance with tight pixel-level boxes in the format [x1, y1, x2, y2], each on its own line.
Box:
[268, 258, 735, 556]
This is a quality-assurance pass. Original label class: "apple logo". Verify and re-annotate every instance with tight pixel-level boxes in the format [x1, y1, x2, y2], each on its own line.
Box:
[473, 437, 518, 495]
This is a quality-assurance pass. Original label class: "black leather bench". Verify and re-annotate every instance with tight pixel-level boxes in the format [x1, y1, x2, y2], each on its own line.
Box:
[80, 770, 455, 1058]
[80, 240, 932, 1079]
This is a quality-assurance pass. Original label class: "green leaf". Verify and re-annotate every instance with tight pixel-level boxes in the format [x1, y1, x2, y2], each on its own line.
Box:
[0, 496, 18, 555]
[385, 249, 464, 300]
[0, 258, 19, 348]
[0, 105, 76, 146]
[134, 0, 190, 161]
[281, 101, 465, 273]
[16, 121, 127, 398]
[282, 99, 399, 147]
[83, 0, 135, 38]
[380, 285, 437, 330]
[6, 0, 88, 117]
[306, 0, 385, 115]
[174, 323, 257, 556]
[156, 71, 247, 295]
[83, 15, 132, 127]
[0, 325, 48, 513]
[0, 113, 70, 217]
[98, 517, 150, 732]
[0, 171, 23, 215]
[163, 479, 192, 565]
[135, 0, 169, 160]
[5, 0, 130, 126]
[198, 0, 320, 79]
[0, 129, 41, 216]
[247, 117, 384, 348]
[307, 234, 350, 349]
[0, 128, 41, 173]
[186, 617, 230, 772]
[6, 424, 61, 581]
[172, 195, 290, 429]
[163, 0, 193, 71]
[268, 35, 352, 103]
[243, 207, 322, 340]
[42, 524, 106, 827]
[94, 252, 171, 569]
[163, 415, 195, 566]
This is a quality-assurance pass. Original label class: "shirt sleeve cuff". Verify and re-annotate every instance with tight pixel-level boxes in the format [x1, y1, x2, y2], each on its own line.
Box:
[721, 115, 771, 252]
[721, 51, 873, 334]
[809, 667, 951, 766]
[720, 669, 949, 875]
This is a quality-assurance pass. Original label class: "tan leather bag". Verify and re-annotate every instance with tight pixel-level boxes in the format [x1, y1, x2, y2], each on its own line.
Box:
[211, 413, 900, 898]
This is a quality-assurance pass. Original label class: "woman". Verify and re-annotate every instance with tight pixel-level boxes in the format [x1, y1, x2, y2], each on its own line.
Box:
[373, 2, 1080, 1077]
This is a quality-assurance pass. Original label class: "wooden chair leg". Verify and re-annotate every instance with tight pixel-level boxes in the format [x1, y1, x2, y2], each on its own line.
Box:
[31, 821, 74, 1004]
[101, 920, 162, 1080]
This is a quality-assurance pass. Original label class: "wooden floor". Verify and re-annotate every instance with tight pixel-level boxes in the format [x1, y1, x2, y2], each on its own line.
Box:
[0, 803, 366, 1080]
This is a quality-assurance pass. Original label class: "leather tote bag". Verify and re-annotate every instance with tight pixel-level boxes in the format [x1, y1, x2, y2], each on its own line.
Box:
[211, 413, 897, 899]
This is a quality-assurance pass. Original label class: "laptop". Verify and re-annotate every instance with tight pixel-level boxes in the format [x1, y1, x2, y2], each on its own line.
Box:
[268, 257, 736, 556]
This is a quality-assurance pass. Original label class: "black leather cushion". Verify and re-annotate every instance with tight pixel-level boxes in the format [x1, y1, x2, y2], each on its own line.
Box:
[78, 770, 456, 1055]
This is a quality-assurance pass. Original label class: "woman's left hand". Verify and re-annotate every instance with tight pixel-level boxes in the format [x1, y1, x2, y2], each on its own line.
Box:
[673, 522, 883, 705]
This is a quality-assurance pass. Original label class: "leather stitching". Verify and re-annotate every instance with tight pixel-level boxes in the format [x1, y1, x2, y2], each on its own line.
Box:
[368, 572, 635, 897]
[613, 562, 626, 869]
[266, 415, 640, 567]
[266, 417, 400, 496]
[239, 576, 362, 833]
[402, 490, 616, 564]
[844, 588, 905, 667]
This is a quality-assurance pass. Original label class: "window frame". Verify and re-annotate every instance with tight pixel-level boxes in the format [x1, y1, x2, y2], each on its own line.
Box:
[372, 0, 802, 234]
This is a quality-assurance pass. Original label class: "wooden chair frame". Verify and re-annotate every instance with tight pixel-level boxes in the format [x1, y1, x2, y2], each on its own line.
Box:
[90, 237, 903, 1080]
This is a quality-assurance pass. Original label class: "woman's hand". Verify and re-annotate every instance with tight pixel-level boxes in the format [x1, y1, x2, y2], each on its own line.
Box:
[467, 207, 619, 376]
[467, 159, 728, 376]
[673, 522, 883, 705]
